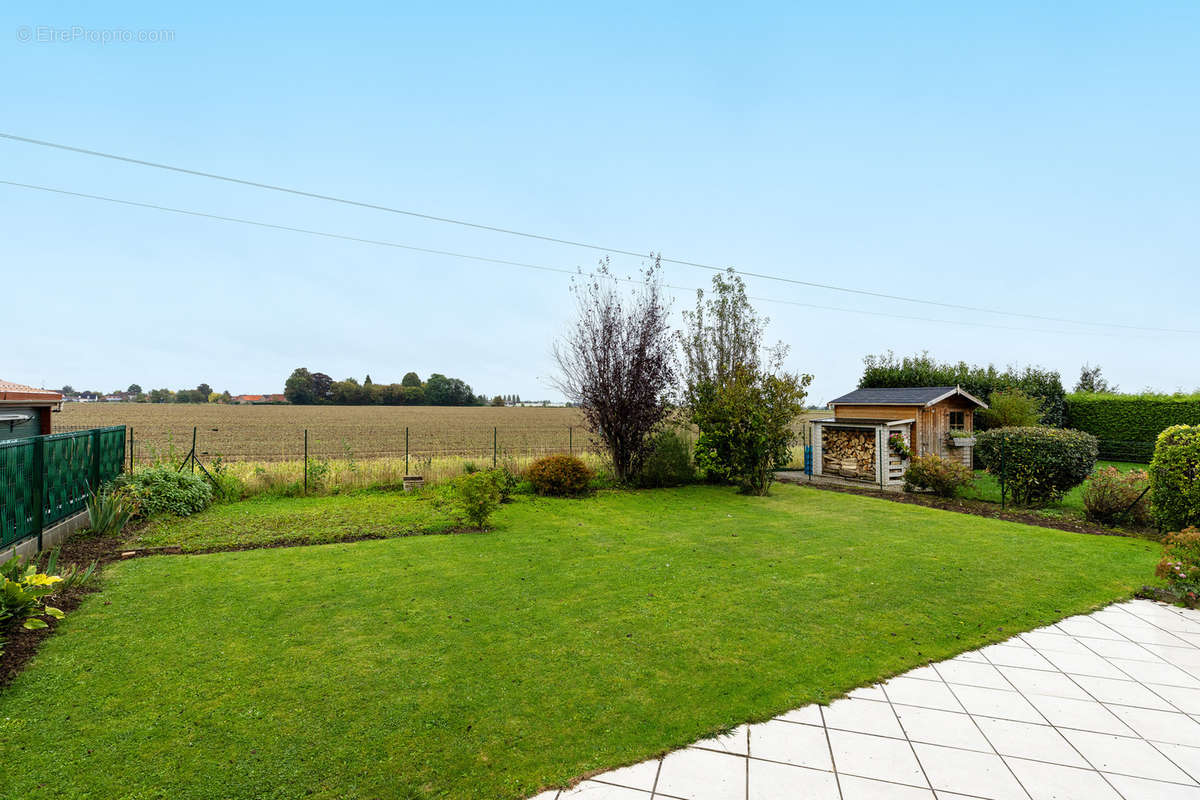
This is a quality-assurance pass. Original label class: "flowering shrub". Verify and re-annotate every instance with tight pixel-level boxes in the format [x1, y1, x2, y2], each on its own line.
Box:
[1156, 527, 1200, 607]
[1082, 467, 1151, 526]
[903, 454, 973, 498]
[526, 454, 593, 497]
[888, 433, 912, 460]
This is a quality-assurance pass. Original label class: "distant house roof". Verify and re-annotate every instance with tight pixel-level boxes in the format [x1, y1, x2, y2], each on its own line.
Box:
[0, 380, 63, 405]
[828, 385, 987, 409]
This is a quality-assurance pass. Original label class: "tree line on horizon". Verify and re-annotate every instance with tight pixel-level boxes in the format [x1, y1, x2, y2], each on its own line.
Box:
[284, 368, 490, 406]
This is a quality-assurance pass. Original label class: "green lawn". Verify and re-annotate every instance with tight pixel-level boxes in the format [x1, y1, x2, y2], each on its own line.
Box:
[127, 487, 458, 551]
[1, 485, 1161, 799]
[959, 460, 1147, 518]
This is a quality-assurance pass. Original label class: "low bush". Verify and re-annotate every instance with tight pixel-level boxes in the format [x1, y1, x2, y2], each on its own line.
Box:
[452, 472, 501, 530]
[86, 490, 136, 536]
[903, 454, 974, 497]
[111, 466, 214, 518]
[1156, 527, 1200, 607]
[975, 427, 1098, 506]
[636, 429, 696, 488]
[526, 454, 593, 497]
[1082, 467, 1151, 527]
[486, 466, 520, 503]
[1149, 425, 1200, 531]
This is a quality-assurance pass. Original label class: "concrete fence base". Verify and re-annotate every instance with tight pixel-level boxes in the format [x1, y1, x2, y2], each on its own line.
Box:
[0, 510, 90, 564]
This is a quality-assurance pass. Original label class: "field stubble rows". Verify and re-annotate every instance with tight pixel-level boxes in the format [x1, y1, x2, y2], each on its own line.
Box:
[56, 403, 823, 469]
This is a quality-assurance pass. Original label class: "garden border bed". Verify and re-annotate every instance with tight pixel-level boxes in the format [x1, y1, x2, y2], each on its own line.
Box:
[777, 472, 1157, 539]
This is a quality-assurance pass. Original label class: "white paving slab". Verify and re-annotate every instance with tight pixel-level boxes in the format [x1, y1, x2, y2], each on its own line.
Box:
[528, 600, 1200, 800]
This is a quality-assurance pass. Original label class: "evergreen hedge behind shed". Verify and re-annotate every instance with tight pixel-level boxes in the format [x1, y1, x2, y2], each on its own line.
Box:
[1065, 393, 1200, 462]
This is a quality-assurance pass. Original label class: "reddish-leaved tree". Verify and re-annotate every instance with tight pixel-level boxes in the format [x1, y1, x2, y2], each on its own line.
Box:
[553, 256, 676, 484]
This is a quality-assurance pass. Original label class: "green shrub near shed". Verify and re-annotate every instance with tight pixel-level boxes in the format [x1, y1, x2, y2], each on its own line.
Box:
[975, 427, 1098, 506]
[1065, 392, 1200, 462]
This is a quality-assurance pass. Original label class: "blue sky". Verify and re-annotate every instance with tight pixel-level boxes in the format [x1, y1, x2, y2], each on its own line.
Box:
[2, 2, 1197, 403]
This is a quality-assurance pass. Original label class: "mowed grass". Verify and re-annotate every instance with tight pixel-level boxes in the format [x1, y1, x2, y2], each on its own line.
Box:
[0, 485, 1160, 799]
[959, 460, 1148, 518]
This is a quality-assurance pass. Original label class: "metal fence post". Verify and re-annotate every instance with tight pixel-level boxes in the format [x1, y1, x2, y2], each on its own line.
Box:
[405, 427, 409, 476]
[304, 429, 309, 494]
[999, 436, 1006, 509]
[191, 427, 198, 474]
[493, 427, 497, 468]
[569, 427, 573, 455]
[90, 427, 101, 492]
[129, 425, 135, 472]
[32, 435, 45, 552]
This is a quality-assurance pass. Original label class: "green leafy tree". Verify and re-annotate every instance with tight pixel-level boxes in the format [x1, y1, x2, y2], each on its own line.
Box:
[682, 269, 810, 495]
[979, 388, 1042, 428]
[860, 351, 1066, 427]
[491, 395, 505, 406]
[311, 372, 333, 403]
[692, 361, 811, 495]
[1075, 363, 1118, 393]
[401, 372, 422, 387]
[284, 368, 317, 405]
[127, 383, 141, 394]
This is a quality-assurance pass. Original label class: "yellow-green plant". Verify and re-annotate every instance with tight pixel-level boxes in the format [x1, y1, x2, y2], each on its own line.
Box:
[0, 560, 66, 656]
[452, 472, 501, 530]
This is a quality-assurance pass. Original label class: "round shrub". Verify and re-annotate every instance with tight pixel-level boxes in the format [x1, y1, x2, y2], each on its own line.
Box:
[1149, 425, 1200, 531]
[975, 427, 1098, 506]
[526, 454, 593, 497]
[111, 465, 213, 518]
[1082, 466, 1151, 527]
[903, 453, 974, 498]
[636, 429, 696, 488]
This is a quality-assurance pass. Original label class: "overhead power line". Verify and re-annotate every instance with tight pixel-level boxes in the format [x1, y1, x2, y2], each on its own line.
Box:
[0, 178, 1162, 339]
[1, 131, 1192, 335]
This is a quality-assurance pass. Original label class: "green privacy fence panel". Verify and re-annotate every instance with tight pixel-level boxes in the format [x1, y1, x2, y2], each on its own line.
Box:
[0, 439, 37, 547]
[0, 426, 126, 549]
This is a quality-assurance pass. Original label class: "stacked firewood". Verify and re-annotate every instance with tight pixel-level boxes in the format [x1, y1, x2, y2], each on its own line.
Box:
[823, 429, 876, 478]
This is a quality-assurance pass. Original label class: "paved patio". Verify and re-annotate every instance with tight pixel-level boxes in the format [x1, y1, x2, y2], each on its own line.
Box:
[529, 599, 1200, 800]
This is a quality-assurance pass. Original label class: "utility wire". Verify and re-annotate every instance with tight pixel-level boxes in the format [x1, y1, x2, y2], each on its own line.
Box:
[0, 178, 1159, 339]
[2, 131, 1192, 334]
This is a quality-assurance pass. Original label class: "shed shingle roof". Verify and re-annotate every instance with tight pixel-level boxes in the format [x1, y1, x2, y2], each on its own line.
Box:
[828, 386, 987, 408]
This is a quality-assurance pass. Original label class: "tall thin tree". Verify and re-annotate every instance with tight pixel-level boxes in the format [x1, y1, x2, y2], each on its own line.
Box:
[553, 256, 676, 483]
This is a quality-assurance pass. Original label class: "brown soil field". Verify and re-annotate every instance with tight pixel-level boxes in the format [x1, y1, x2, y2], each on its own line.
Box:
[55, 403, 592, 463]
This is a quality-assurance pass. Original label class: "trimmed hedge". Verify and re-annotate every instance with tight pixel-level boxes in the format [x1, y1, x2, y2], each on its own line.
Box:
[1149, 425, 1200, 531]
[975, 427, 1098, 506]
[1065, 393, 1200, 462]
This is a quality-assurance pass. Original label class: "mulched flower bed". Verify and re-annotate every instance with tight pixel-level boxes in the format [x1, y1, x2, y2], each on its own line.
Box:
[0, 532, 123, 687]
[781, 476, 1159, 540]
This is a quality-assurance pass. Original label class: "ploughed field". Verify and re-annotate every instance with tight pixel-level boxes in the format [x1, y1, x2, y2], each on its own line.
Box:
[55, 403, 828, 466]
[55, 402, 592, 462]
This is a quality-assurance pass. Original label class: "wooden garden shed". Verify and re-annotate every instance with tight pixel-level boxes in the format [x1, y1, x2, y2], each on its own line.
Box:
[811, 386, 987, 487]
